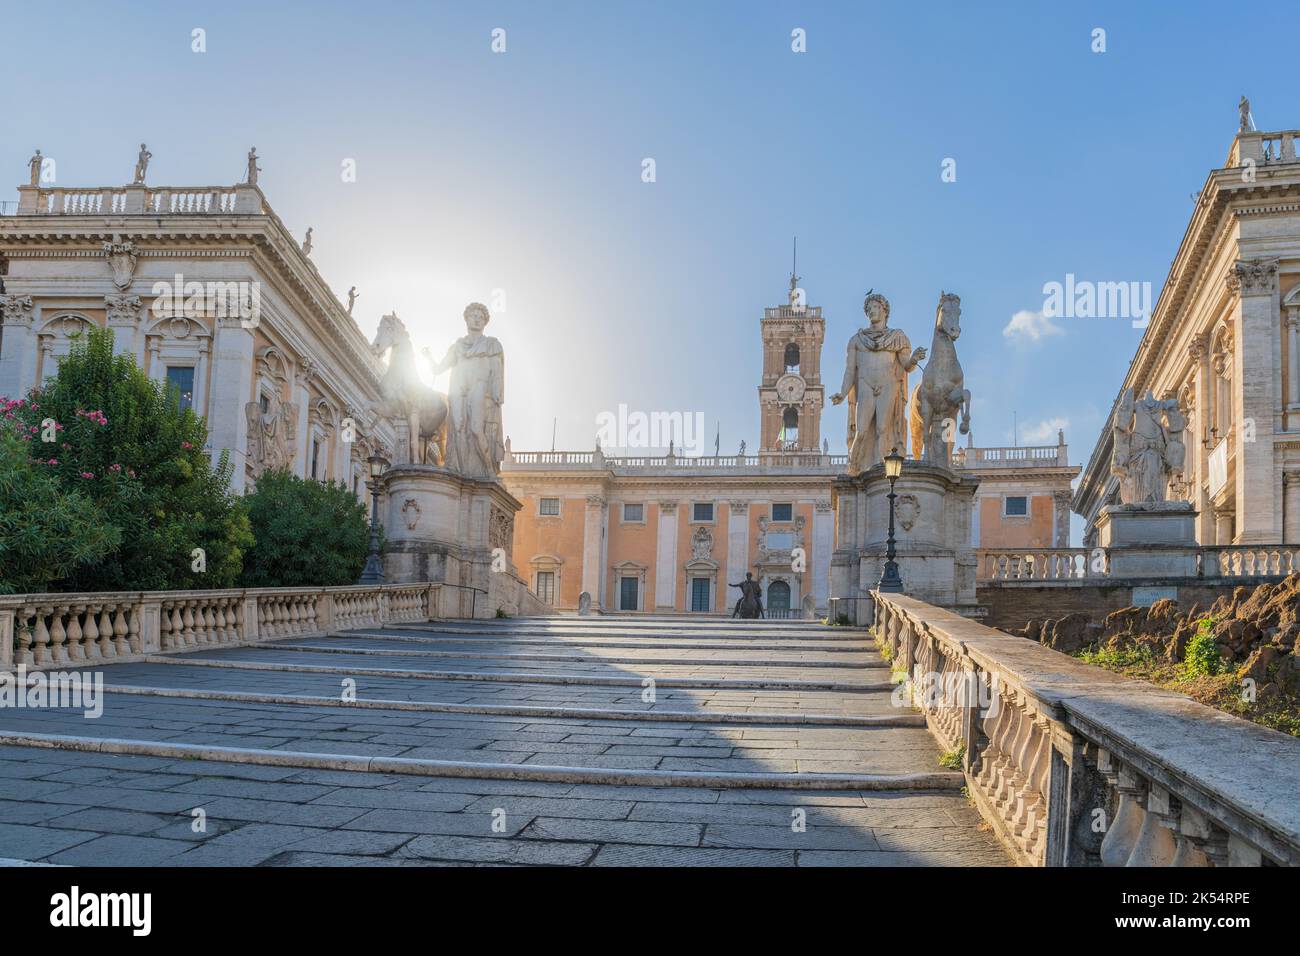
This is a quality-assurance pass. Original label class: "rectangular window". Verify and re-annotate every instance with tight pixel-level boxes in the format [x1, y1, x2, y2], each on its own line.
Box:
[539, 497, 561, 516]
[620, 576, 639, 611]
[1004, 495, 1029, 517]
[692, 502, 714, 522]
[311, 438, 321, 479]
[690, 578, 711, 612]
[771, 502, 793, 522]
[535, 571, 556, 605]
[166, 366, 195, 411]
[622, 502, 644, 522]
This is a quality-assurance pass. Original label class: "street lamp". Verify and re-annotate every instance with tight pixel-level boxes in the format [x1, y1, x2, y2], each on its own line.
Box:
[358, 451, 389, 585]
[878, 447, 905, 593]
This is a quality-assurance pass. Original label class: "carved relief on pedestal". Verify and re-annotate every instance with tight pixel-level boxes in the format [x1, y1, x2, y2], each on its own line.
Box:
[896, 494, 920, 532]
[401, 498, 421, 530]
[489, 505, 514, 554]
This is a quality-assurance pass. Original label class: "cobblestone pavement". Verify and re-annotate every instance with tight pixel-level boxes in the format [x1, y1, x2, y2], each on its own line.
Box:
[0, 617, 1010, 866]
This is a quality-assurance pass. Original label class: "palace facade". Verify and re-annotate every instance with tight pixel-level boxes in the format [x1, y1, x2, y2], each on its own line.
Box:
[1074, 122, 1300, 545]
[0, 177, 396, 497]
[503, 290, 1080, 616]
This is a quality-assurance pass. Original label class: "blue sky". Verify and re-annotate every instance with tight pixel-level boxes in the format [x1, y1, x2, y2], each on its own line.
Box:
[2, 1, 1288, 464]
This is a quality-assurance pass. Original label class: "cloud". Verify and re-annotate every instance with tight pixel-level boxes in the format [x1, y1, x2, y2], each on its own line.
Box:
[1019, 416, 1069, 445]
[1002, 309, 1063, 344]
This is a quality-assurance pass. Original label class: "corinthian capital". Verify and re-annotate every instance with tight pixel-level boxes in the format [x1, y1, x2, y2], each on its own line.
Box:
[1226, 258, 1279, 297]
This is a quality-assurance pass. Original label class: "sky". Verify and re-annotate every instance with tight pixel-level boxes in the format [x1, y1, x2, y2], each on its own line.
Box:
[1, 0, 1289, 470]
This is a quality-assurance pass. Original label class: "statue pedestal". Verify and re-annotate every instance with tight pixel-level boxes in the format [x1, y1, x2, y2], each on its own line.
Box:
[1095, 503, 1199, 577]
[830, 461, 980, 624]
[380, 465, 523, 618]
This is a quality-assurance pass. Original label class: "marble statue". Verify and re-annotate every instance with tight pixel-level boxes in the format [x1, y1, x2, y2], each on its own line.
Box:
[245, 391, 297, 476]
[246, 147, 260, 185]
[133, 144, 152, 184]
[346, 286, 358, 315]
[1239, 95, 1252, 133]
[738, 439, 746, 456]
[372, 312, 448, 466]
[831, 292, 926, 473]
[1111, 388, 1187, 506]
[302, 228, 313, 255]
[909, 292, 971, 467]
[422, 303, 505, 480]
[28, 150, 42, 187]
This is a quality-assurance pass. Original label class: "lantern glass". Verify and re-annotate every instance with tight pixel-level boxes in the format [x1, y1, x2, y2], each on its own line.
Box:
[883, 449, 903, 480]
[368, 455, 385, 478]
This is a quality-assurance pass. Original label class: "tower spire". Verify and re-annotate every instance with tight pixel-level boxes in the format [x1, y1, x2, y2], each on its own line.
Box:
[788, 236, 801, 305]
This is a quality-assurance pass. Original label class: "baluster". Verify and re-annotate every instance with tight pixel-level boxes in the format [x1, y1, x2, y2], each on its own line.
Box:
[159, 604, 174, 651]
[113, 605, 131, 655]
[96, 606, 115, 657]
[65, 605, 85, 662]
[50, 606, 71, 664]
[16, 607, 36, 666]
[1100, 761, 1147, 866]
[81, 604, 101, 660]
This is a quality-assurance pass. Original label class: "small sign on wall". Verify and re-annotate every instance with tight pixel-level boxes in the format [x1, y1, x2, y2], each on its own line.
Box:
[1132, 586, 1178, 607]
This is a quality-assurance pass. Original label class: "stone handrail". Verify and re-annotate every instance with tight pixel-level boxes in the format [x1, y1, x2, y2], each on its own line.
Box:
[504, 450, 849, 471]
[977, 546, 1300, 582]
[0, 583, 441, 672]
[871, 591, 1300, 866]
[957, 444, 1068, 468]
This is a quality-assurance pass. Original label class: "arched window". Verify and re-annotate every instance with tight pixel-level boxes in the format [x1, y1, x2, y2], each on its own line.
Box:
[780, 406, 799, 446]
[783, 342, 800, 373]
[768, 580, 791, 610]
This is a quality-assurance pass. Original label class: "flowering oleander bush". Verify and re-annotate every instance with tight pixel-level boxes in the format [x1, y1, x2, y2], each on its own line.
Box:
[1, 327, 251, 592]
[239, 468, 371, 588]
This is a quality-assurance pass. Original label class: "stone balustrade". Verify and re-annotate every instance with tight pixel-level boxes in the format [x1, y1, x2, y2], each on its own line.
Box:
[14, 183, 264, 216]
[871, 591, 1300, 866]
[0, 583, 442, 672]
[977, 546, 1300, 581]
[503, 449, 848, 473]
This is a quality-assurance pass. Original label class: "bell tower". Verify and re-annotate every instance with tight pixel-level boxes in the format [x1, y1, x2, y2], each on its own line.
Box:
[758, 257, 825, 455]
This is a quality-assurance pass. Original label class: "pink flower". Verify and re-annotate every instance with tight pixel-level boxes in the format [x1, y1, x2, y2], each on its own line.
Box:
[181, 441, 193, 450]
[80, 471, 94, 479]
[46, 458, 58, 465]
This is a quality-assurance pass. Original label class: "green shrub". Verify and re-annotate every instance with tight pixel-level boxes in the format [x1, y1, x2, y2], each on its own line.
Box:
[6, 327, 250, 591]
[1182, 616, 1222, 679]
[240, 469, 371, 587]
[0, 425, 120, 593]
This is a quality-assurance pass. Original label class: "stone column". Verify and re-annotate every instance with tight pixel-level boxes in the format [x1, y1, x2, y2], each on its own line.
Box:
[725, 500, 749, 610]
[0, 295, 37, 398]
[1228, 259, 1281, 543]
[293, 360, 316, 479]
[1214, 506, 1235, 547]
[581, 495, 606, 612]
[1188, 334, 1214, 544]
[1287, 309, 1300, 424]
[207, 317, 255, 492]
[812, 498, 834, 610]
[1052, 491, 1072, 547]
[655, 500, 678, 610]
[1286, 471, 1300, 544]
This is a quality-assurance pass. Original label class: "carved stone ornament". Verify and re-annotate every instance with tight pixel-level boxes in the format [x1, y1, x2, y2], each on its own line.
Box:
[402, 498, 421, 530]
[896, 494, 920, 532]
[103, 237, 138, 291]
[489, 505, 513, 553]
[0, 294, 35, 327]
[105, 294, 143, 326]
[1226, 258, 1278, 297]
[691, 526, 714, 561]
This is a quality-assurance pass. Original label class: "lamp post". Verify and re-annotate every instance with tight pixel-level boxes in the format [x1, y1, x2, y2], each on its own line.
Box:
[358, 451, 389, 585]
[878, 447, 905, 593]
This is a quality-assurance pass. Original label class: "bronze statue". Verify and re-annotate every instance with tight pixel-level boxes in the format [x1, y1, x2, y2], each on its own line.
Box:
[730, 572, 764, 619]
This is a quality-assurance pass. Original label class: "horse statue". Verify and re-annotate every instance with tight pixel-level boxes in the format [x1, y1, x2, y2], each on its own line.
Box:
[909, 292, 971, 468]
[371, 311, 448, 465]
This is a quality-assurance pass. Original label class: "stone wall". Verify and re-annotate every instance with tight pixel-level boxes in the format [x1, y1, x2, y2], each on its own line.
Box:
[976, 577, 1288, 632]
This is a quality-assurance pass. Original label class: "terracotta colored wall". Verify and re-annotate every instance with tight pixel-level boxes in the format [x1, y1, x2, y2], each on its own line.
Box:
[606, 499, 659, 610]
[978, 493, 1055, 549]
[510, 494, 587, 608]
